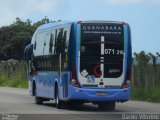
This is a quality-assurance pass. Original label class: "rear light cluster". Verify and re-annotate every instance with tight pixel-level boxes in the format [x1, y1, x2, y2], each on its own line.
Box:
[122, 67, 131, 88]
[77, 21, 81, 24]
[71, 66, 80, 87]
[32, 70, 37, 76]
[122, 80, 131, 88]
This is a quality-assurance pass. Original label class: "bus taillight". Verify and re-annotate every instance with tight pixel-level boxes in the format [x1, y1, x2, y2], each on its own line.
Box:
[32, 71, 37, 76]
[77, 21, 81, 24]
[122, 80, 131, 88]
[122, 67, 131, 88]
[71, 66, 80, 87]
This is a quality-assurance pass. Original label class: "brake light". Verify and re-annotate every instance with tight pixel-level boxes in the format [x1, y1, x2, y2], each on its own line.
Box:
[71, 66, 80, 87]
[77, 21, 81, 24]
[122, 67, 131, 88]
[32, 71, 37, 76]
[122, 80, 131, 88]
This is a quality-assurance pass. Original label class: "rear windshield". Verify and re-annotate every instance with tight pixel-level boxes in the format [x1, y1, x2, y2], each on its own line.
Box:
[80, 22, 124, 78]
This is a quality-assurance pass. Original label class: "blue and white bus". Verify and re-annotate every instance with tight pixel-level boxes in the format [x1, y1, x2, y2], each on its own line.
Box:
[24, 20, 132, 110]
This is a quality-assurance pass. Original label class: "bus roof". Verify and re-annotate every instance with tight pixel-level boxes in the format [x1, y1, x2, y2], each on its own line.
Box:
[36, 20, 127, 32]
[37, 21, 73, 31]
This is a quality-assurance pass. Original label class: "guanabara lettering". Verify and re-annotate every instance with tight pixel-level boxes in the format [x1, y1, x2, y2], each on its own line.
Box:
[82, 25, 122, 31]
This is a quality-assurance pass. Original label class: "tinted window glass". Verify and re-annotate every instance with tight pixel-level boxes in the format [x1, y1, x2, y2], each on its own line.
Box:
[80, 22, 124, 78]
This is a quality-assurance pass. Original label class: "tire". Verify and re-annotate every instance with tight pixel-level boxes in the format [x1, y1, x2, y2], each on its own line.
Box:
[55, 86, 62, 109]
[34, 86, 43, 104]
[98, 101, 115, 111]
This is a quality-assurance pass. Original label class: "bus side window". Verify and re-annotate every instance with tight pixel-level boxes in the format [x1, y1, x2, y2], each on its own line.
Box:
[49, 32, 54, 54]
[54, 29, 57, 54]
[63, 30, 67, 53]
[54, 28, 68, 54]
[55, 28, 66, 54]
[56, 28, 64, 53]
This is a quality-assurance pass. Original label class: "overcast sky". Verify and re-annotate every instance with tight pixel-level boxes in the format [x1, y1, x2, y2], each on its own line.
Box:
[0, 0, 160, 53]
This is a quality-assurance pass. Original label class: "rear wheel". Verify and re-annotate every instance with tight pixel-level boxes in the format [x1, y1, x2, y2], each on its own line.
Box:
[55, 86, 62, 109]
[98, 101, 115, 111]
[34, 86, 43, 104]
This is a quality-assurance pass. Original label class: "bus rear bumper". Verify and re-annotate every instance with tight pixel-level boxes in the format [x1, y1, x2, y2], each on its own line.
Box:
[67, 85, 130, 102]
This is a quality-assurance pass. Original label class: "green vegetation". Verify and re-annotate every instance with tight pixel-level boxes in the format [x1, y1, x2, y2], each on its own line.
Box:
[0, 17, 54, 60]
[0, 17, 55, 88]
[0, 60, 28, 88]
[131, 86, 160, 103]
[0, 75, 28, 88]
[131, 51, 160, 102]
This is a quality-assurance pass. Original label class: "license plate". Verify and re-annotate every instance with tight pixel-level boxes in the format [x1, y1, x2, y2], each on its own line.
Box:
[96, 91, 107, 96]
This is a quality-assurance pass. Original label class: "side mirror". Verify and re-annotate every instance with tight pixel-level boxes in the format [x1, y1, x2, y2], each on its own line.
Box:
[24, 44, 33, 61]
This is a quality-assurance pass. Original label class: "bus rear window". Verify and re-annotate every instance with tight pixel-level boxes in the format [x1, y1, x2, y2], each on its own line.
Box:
[80, 22, 124, 78]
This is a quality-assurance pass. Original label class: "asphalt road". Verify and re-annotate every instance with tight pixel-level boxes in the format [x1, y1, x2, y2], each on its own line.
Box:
[0, 87, 160, 120]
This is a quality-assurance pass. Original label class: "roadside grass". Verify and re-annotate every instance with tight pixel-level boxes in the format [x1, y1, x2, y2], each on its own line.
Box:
[0, 73, 28, 88]
[131, 86, 160, 103]
[0, 60, 28, 88]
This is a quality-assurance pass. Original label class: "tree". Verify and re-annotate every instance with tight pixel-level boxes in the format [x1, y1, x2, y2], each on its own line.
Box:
[133, 51, 151, 87]
[0, 17, 54, 60]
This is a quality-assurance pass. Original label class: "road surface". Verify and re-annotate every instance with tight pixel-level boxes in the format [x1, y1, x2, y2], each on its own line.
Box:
[0, 87, 160, 120]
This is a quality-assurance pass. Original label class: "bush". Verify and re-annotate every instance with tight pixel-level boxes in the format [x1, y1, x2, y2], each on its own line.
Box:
[0, 59, 28, 88]
[131, 86, 160, 102]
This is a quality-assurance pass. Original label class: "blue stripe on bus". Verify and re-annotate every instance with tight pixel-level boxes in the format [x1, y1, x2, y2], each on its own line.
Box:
[76, 23, 82, 86]
[122, 25, 128, 86]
